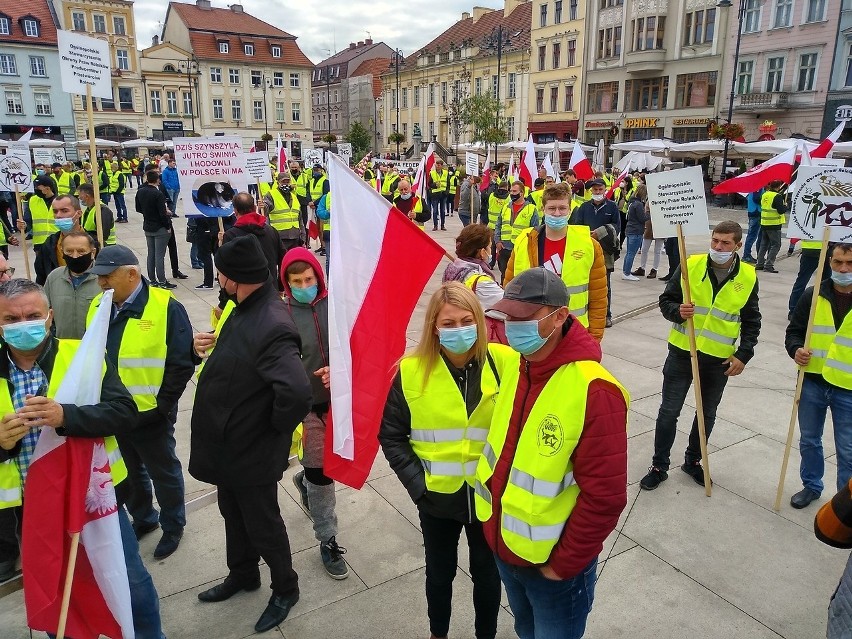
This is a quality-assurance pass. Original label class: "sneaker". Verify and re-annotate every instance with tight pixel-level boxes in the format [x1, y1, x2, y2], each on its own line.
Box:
[159, 281, 178, 290]
[149, 281, 161, 288]
[622, 273, 640, 281]
[631, 267, 645, 276]
[292, 470, 310, 513]
[195, 283, 213, 289]
[742, 256, 756, 264]
[320, 537, 349, 580]
[764, 266, 779, 273]
[755, 264, 764, 270]
[681, 461, 711, 487]
[640, 467, 668, 490]
[647, 269, 657, 279]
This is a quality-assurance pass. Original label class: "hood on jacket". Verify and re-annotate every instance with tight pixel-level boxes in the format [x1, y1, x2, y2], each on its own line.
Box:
[234, 212, 268, 235]
[525, 317, 602, 384]
[442, 259, 479, 284]
[280, 246, 327, 303]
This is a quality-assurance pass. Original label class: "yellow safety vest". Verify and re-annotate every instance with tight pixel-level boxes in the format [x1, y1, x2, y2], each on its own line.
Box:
[430, 169, 448, 194]
[86, 286, 171, 411]
[400, 345, 515, 493]
[120, 160, 132, 176]
[487, 194, 509, 230]
[109, 172, 125, 195]
[760, 190, 785, 226]
[393, 195, 425, 229]
[292, 171, 309, 199]
[99, 170, 111, 194]
[805, 295, 852, 390]
[499, 201, 537, 244]
[474, 359, 628, 563]
[197, 300, 236, 379]
[668, 254, 756, 359]
[309, 175, 328, 202]
[76, 170, 87, 185]
[29, 195, 58, 246]
[259, 181, 273, 198]
[381, 173, 399, 197]
[448, 174, 459, 195]
[82, 205, 116, 245]
[800, 240, 822, 250]
[512, 226, 595, 326]
[530, 190, 544, 211]
[0, 340, 127, 509]
[55, 171, 75, 196]
[267, 188, 301, 232]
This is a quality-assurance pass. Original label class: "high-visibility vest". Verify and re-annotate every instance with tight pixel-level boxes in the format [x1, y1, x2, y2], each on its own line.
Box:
[319, 193, 331, 232]
[0, 340, 127, 509]
[393, 195, 424, 229]
[530, 189, 544, 211]
[259, 181, 273, 198]
[293, 171, 309, 199]
[55, 171, 75, 196]
[109, 172, 125, 195]
[760, 191, 785, 226]
[86, 286, 171, 412]
[120, 160, 132, 176]
[668, 254, 756, 359]
[268, 188, 301, 232]
[487, 194, 509, 229]
[400, 345, 515, 493]
[99, 170, 111, 194]
[805, 295, 852, 390]
[513, 226, 595, 326]
[28, 195, 58, 246]
[82, 205, 116, 245]
[474, 358, 628, 563]
[309, 175, 328, 202]
[381, 172, 398, 197]
[499, 201, 537, 243]
[430, 169, 448, 194]
[197, 300, 236, 379]
[448, 174, 459, 195]
[76, 170, 87, 185]
[104, 161, 114, 176]
[800, 240, 822, 250]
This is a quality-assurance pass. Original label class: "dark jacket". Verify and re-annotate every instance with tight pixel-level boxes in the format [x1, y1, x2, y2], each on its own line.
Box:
[0, 337, 138, 463]
[34, 230, 70, 286]
[135, 183, 171, 233]
[660, 255, 761, 364]
[625, 197, 649, 236]
[786, 279, 845, 387]
[223, 212, 285, 288]
[189, 281, 312, 486]
[82, 204, 115, 247]
[570, 198, 619, 230]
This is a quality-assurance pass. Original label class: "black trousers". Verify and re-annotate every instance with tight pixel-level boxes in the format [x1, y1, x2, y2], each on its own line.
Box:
[0, 506, 20, 564]
[217, 482, 299, 597]
[167, 229, 180, 275]
[664, 237, 679, 275]
[419, 509, 501, 639]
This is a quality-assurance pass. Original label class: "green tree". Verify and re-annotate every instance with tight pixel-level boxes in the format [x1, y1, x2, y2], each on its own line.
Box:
[344, 122, 372, 158]
[457, 94, 507, 145]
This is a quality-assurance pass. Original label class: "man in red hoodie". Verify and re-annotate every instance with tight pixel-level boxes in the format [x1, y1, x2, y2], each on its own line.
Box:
[476, 268, 628, 639]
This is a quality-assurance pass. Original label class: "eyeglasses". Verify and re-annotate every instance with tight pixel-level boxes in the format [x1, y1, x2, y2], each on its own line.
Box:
[0, 268, 16, 276]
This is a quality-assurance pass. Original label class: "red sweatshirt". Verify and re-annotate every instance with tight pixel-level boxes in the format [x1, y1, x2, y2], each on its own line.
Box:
[482, 319, 628, 579]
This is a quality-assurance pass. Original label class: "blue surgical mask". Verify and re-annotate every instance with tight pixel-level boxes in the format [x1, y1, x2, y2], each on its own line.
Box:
[831, 270, 852, 287]
[438, 325, 478, 355]
[544, 215, 569, 230]
[55, 218, 75, 232]
[2, 318, 49, 351]
[291, 284, 318, 304]
[505, 309, 559, 356]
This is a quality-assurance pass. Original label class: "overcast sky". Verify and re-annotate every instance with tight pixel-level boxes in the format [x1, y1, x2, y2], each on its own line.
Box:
[133, 0, 483, 63]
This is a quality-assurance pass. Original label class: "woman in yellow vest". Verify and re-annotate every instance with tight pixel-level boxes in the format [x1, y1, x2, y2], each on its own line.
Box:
[379, 282, 512, 639]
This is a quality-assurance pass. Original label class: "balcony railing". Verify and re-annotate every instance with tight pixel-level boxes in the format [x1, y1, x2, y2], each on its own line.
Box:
[735, 92, 789, 110]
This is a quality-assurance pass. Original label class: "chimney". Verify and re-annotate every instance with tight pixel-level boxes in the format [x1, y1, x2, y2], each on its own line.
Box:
[195, 0, 211, 8]
[349, 42, 356, 49]
[365, 38, 373, 45]
[230, 3, 244, 12]
[472, 6, 490, 22]
[462, 11, 470, 19]
[503, 0, 522, 16]
[152, 35, 159, 46]
[357, 40, 364, 47]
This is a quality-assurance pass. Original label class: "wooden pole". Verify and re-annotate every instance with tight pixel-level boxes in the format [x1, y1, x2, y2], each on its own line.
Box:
[676, 224, 712, 496]
[13, 186, 32, 281]
[86, 85, 104, 248]
[55, 531, 81, 639]
[774, 224, 832, 511]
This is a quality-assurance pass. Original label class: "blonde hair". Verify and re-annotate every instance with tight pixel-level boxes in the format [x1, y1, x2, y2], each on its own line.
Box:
[410, 282, 488, 382]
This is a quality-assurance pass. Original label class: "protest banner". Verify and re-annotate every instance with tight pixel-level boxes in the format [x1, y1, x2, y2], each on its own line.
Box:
[0, 143, 33, 194]
[789, 166, 852, 243]
[173, 136, 249, 220]
[245, 151, 272, 185]
[57, 30, 112, 100]
[32, 148, 67, 166]
[646, 166, 710, 239]
[303, 148, 323, 168]
[337, 143, 353, 166]
[465, 152, 479, 177]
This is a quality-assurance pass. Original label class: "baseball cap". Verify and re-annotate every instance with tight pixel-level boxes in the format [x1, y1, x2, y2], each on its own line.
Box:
[33, 175, 55, 189]
[587, 178, 605, 187]
[90, 245, 139, 275]
[489, 268, 568, 319]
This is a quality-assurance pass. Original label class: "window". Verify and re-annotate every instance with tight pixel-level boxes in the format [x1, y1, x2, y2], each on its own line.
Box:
[289, 72, 300, 87]
[212, 98, 223, 119]
[93, 14, 106, 33]
[453, 79, 460, 100]
[275, 101, 284, 122]
[625, 77, 669, 110]
[33, 91, 51, 115]
[737, 60, 754, 94]
[553, 42, 561, 68]
[414, 86, 420, 106]
[271, 45, 282, 58]
[118, 87, 133, 110]
[632, 16, 665, 51]
[244, 44, 254, 56]
[334, 89, 338, 103]
[150, 91, 162, 114]
[113, 16, 125, 35]
[806, 0, 826, 23]
[675, 72, 717, 107]
[550, 87, 558, 112]
[507, 116, 515, 140]
[587, 81, 619, 112]
[116, 49, 129, 71]
[0, 54, 17, 75]
[29, 56, 45, 77]
[453, 50, 461, 60]
[428, 83, 434, 105]
[765, 56, 785, 92]
[773, 0, 792, 27]
[210, 67, 222, 83]
[391, 89, 397, 108]
[23, 19, 38, 37]
[684, 8, 716, 45]
[166, 91, 178, 114]
[538, 45, 546, 71]
[540, 3, 547, 27]
[427, 55, 435, 65]
[798, 52, 817, 90]
[440, 51, 450, 63]
[229, 68, 240, 84]
[219, 41, 229, 54]
[567, 39, 576, 66]
[569, 0, 578, 19]
[251, 70, 262, 85]
[536, 88, 544, 113]
[0, 16, 9, 34]
[100, 90, 114, 110]
[429, 121, 435, 139]
[402, 87, 408, 108]
[600, 0, 623, 6]
[492, 75, 498, 99]
[272, 72, 283, 87]
[441, 82, 447, 104]
[5, 91, 22, 114]
[475, 77, 482, 96]
[672, 127, 709, 143]
[71, 12, 85, 31]
[508, 73, 517, 99]
[743, 0, 761, 33]
[253, 100, 263, 120]
[845, 43, 852, 87]
[564, 85, 574, 111]
[163, 64, 176, 72]
[231, 99, 242, 121]
[183, 92, 192, 115]
[598, 27, 622, 58]
[291, 102, 301, 122]
[555, 0, 562, 23]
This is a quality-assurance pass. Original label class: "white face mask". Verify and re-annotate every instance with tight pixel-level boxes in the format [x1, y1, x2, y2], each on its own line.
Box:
[709, 248, 734, 264]
[592, 193, 605, 202]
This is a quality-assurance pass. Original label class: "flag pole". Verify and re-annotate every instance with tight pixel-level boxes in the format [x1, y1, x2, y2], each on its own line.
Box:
[13, 186, 32, 280]
[677, 223, 712, 496]
[86, 85, 104, 248]
[774, 224, 831, 511]
[55, 531, 81, 639]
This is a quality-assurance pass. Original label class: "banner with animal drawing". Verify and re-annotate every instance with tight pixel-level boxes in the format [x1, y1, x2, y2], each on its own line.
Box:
[790, 166, 852, 243]
[0, 142, 33, 194]
[173, 136, 249, 217]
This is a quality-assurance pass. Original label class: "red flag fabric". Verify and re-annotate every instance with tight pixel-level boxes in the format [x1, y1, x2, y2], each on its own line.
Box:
[307, 203, 320, 241]
[276, 134, 288, 175]
[324, 155, 447, 488]
[711, 146, 796, 195]
[519, 135, 537, 188]
[413, 143, 435, 197]
[812, 121, 846, 159]
[569, 140, 594, 181]
[479, 156, 492, 192]
[606, 166, 630, 199]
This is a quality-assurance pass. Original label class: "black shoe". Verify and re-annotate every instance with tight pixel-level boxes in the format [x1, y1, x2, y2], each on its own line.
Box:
[198, 576, 262, 603]
[755, 264, 764, 270]
[313, 246, 323, 253]
[153, 531, 183, 559]
[647, 269, 657, 279]
[764, 266, 779, 273]
[191, 264, 204, 270]
[681, 461, 711, 487]
[292, 470, 310, 513]
[790, 487, 821, 509]
[0, 558, 19, 583]
[195, 283, 214, 289]
[742, 256, 756, 264]
[255, 592, 300, 632]
[640, 467, 668, 490]
[133, 520, 159, 540]
[173, 271, 189, 279]
[432, 226, 438, 231]
[440, 226, 446, 231]
[320, 537, 349, 580]
[605, 317, 613, 328]
[317, 247, 326, 256]
[159, 281, 178, 290]
[659, 273, 672, 282]
[631, 267, 645, 276]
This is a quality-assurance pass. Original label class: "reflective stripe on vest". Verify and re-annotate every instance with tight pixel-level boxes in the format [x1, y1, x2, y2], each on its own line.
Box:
[806, 295, 852, 390]
[667, 255, 756, 358]
[760, 191, 785, 226]
[29, 195, 58, 246]
[487, 194, 508, 229]
[499, 202, 537, 243]
[268, 188, 301, 231]
[800, 240, 822, 250]
[430, 169, 448, 194]
[82, 206, 116, 245]
[512, 226, 595, 326]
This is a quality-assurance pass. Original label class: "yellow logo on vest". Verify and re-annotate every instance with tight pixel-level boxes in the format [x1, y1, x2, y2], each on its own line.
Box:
[537, 415, 564, 456]
[732, 281, 744, 292]
[570, 250, 586, 261]
[137, 320, 153, 332]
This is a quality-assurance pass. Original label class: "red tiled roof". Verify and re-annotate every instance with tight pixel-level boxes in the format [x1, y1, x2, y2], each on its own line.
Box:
[0, 0, 58, 46]
[351, 57, 392, 99]
[169, 1, 294, 38]
[187, 31, 313, 67]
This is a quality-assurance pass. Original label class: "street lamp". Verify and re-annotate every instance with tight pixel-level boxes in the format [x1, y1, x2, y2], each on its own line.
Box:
[393, 49, 403, 157]
[253, 74, 272, 139]
[178, 56, 199, 133]
[325, 64, 333, 143]
[718, 0, 745, 182]
[481, 26, 515, 163]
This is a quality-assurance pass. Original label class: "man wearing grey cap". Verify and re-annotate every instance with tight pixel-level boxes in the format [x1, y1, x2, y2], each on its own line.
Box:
[474, 268, 628, 639]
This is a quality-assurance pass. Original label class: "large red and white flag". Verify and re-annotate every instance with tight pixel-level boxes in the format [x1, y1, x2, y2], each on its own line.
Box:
[412, 142, 435, 197]
[518, 135, 537, 188]
[711, 146, 796, 195]
[23, 290, 134, 639]
[325, 155, 447, 488]
[275, 133, 288, 175]
[507, 153, 517, 183]
[606, 166, 630, 199]
[307, 204, 321, 241]
[479, 154, 492, 192]
[812, 121, 846, 159]
[569, 139, 594, 181]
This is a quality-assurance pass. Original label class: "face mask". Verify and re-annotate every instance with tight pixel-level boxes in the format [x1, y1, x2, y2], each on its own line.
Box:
[400, 192, 412, 200]
[438, 325, 478, 355]
[291, 284, 318, 304]
[592, 194, 605, 203]
[708, 249, 734, 265]
[2, 318, 49, 351]
[496, 190, 508, 198]
[505, 309, 559, 356]
[64, 253, 93, 273]
[36, 169, 45, 175]
[280, 185, 291, 193]
[544, 214, 569, 230]
[55, 218, 75, 232]
[313, 172, 322, 179]
[831, 270, 852, 287]
[510, 193, 522, 202]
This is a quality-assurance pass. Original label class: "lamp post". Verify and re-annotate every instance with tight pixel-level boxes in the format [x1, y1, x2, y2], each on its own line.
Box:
[718, 0, 745, 181]
[393, 49, 403, 157]
[253, 74, 272, 139]
[178, 57, 199, 133]
[482, 26, 514, 164]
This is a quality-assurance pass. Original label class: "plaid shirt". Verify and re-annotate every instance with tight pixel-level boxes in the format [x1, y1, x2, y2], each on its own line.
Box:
[8, 353, 48, 485]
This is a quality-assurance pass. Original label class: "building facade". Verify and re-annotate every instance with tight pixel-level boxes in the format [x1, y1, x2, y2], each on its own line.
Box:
[821, 0, 851, 141]
[139, 40, 201, 142]
[0, 0, 75, 145]
[161, 0, 314, 155]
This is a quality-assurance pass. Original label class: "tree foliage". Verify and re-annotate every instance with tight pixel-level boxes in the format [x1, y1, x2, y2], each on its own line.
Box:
[344, 122, 372, 159]
[457, 94, 507, 144]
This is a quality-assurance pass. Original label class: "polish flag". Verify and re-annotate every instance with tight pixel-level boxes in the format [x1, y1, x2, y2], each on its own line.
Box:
[812, 121, 847, 159]
[479, 155, 492, 192]
[711, 146, 796, 195]
[606, 166, 630, 199]
[569, 140, 594, 181]
[23, 290, 134, 639]
[507, 153, 517, 182]
[541, 154, 557, 180]
[324, 154, 447, 488]
[275, 133, 288, 174]
[249, 143, 256, 153]
[518, 135, 537, 188]
[375, 167, 383, 193]
[412, 142, 435, 198]
[307, 204, 320, 241]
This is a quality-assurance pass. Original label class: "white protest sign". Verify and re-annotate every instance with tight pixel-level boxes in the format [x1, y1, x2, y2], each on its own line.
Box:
[790, 166, 852, 243]
[32, 148, 66, 166]
[465, 152, 479, 176]
[646, 166, 709, 238]
[337, 143, 352, 165]
[245, 151, 272, 184]
[0, 143, 33, 194]
[173, 136, 248, 217]
[303, 148, 323, 168]
[57, 30, 112, 100]
[814, 158, 846, 167]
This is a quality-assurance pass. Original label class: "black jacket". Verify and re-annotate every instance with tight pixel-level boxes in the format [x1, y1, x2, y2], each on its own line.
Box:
[135, 184, 171, 233]
[82, 204, 115, 247]
[190, 281, 312, 486]
[0, 337, 138, 463]
[222, 218, 285, 288]
[34, 230, 68, 286]
[660, 254, 761, 364]
[786, 279, 845, 386]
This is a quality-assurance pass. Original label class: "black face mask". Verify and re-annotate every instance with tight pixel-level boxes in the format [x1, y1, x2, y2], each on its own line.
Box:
[510, 193, 522, 202]
[280, 185, 292, 193]
[496, 190, 508, 198]
[64, 253, 93, 274]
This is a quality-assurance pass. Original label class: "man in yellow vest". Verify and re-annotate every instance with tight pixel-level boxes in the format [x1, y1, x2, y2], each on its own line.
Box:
[109, 161, 128, 223]
[475, 268, 628, 637]
[51, 162, 79, 197]
[33, 193, 86, 286]
[755, 180, 787, 274]
[447, 165, 460, 217]
[787, 243, 852, 508]
[78, 183, 116, 246]
[262, 172, 305, 252]
[495, 180, 539, 283]
[0, 278, 164, 637]
[88, 245, 196, 559]
[393, 179, 431, 228]
[289, 160, 309, 228]
[20, 175, 58, 254]
[641, 221, 761, 491]
[788, 234, 829, 319]
[429, 158, 450, 231]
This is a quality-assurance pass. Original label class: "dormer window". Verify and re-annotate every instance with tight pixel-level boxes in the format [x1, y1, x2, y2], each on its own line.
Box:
[218, 41, 229, 54]
[0, 16, 10, 35]
[23, 18, 38, 37]
[163, 64, 177, 72]
[244, 44, 254, 56]
[271, 45, 281, 58]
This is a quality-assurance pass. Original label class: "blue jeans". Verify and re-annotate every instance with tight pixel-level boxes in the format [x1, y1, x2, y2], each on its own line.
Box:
[798, 377, 852, 494]
[118, 506, 165, 639]
[743, 216, 760, 258]
[622, 234, 642, 275]
[113, 193, 127, 221]
[190, 242, 202, 267]
[789, 249, 829, 314]
[496, 556, 597, 639]
[431, 192, 447, 228]
[166, 189, 180, 209]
